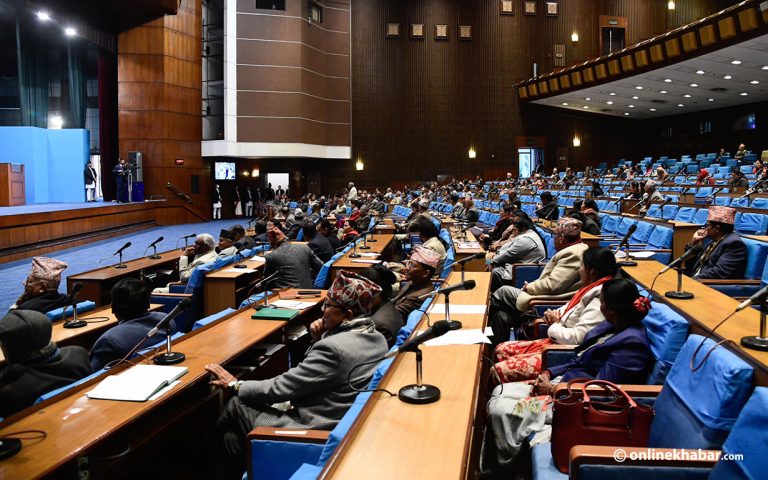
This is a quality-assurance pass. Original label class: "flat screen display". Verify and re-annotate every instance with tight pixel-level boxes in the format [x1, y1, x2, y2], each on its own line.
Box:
[214, 162, 236, 180]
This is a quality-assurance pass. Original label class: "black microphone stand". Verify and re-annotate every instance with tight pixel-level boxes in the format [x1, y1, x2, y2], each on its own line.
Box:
[664, 262, 694, 299]
[616, 237, 637, 267]
[348, 235, 362, 258]
[115, 250, 127, 269]
[147, 243, 161, 260]
[359, 231, 371, 250]
[441, 291, 463, 330]
[398, 346, 441, 405]
[153, 326, 185, 365]
[742, 299, 768, 351]
[366, 230, 378, 243]
[63, 300, 87, 329]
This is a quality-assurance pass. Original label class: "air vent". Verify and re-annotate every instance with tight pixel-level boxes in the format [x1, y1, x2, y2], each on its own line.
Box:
[711, 87, 727, 92]
[651, 99, 667, 104]
[601, 108, 613, 112]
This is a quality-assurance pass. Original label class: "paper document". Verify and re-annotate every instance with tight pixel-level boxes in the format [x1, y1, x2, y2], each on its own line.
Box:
[361, 253, 381, 258]
[423, 329, 492, 347]
[224, 267, 258, 273]
[87, 365, 188, 402]
[430, 304, 487, 315]
[350, 259, 382, 264]
[249, 256, 266, 262]
[270, 300, 317, 310]
[456, 242, 481, 249]
[615, 251, 656, 259]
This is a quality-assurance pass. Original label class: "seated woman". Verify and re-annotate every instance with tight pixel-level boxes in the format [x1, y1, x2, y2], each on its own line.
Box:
[488, 214, 547, 291]
[340, 218, 360, 246]
[491, 247, 617, 383]
[11, 257, 71, 314]
[481, 278, 652, 474]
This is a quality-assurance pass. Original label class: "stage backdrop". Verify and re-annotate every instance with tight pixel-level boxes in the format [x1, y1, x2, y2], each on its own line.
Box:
[0, 126, 89, 203]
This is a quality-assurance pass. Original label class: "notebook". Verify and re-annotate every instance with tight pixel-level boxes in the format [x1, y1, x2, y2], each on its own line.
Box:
[251, 308, 300, 320]
[86, 365, 188, 402]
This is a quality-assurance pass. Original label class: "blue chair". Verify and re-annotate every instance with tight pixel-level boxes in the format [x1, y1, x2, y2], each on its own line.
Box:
[674, 207, 697, 223]
[705, 254, 768, 299]
[35, 368, 108, 403]
[46, 301, 97, 321]
[192, 308, 236, 330]
[730, 197, 749, 208]
[751, 198, 768, 210]
[629, 221, 655, 244]
[692, 208, 709, 225]
[735, 212, 768, 234]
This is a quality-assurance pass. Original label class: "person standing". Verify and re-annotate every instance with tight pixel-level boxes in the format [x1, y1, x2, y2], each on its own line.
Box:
[234, 186, 243, 217]
[212, 184, 222, 219]
[84, 159, 98, 202]
[112, 158, 128, 203]
[347, 182, 358, 201]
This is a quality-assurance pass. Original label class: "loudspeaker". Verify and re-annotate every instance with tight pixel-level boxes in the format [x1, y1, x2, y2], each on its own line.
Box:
[191, 175, 200, 194]
[128, 151, 143, 182]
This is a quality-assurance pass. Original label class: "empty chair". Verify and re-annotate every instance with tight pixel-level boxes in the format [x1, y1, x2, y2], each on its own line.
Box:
[750, 198, 768, 210]
[692, 208, 709, 225]
[735, 212, 768, 234]
[674, 206, 697, 223]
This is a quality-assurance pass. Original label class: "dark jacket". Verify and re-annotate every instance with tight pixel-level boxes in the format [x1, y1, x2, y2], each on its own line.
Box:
[84, 166, 97, 184]
[15, 291, 71, 314]
[547, 321, 651, 384]
[89, 311, 174, 371]
[235, 235, 256, 251]
[325, 233, 341, 251]
[0, 346, 91, 417]
[391, 281, 434, 318]
[307, 234, 334, 263]
[370, 301, 404, 348]
[264, 242, 324, 289]
[689, 233, 748, 280]
[461, 208, 480, 224]
[536, 203, 559, 221]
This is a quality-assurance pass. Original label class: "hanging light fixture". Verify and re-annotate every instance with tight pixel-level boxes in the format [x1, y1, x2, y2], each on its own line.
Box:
[355, 158, 364, 171]
[468, 148, 477, 159]
[667, 1, 675, 10]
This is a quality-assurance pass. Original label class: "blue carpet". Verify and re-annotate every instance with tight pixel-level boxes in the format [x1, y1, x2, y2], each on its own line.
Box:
[0, 218, 247, 312]
[0, 201, 123, 216]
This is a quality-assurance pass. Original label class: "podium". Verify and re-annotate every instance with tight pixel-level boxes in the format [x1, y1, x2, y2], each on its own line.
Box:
[0, 164, 25, 206]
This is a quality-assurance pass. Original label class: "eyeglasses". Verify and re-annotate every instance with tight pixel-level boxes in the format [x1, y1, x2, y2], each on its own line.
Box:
[323, 300, 344, 310]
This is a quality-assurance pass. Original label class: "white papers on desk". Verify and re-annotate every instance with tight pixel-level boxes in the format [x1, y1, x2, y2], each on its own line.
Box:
[429, 304, 487, 315]
[360, 253, 381, 258]
[614, 251, 657, 259]
[422, 329, 492, 347]
[249, 256, 266, 263]
[270, 300, 317, 310]
[456, 242, 481, 250]
[87, 365, 188, 402]
[350, 259, 382, 264]
[224, 267, 258, 273]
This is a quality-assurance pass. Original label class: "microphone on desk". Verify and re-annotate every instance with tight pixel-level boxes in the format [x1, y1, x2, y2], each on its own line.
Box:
[151, 298, 192, 365]
[709, 187, 723, 200]
[145, 236, 164, 259]
[660, 245, 703, 274]
[63, 282, 87, 329]
[385, 320, 458, 359]
[615, 224, 638, 267]
[114, 242, 131, 256]
[455, 251, 486, 265]
[736, 284, 768, 312]
[652, 197, 671, 220]
[739, 178, 768, 199]
[418, 279, 477, 300]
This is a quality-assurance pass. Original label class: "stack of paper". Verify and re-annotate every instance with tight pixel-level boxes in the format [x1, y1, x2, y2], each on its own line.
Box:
[270, 299, 318, 310]
[350, 259, 382, 264]
[423, 329, 492, 347]
[87, 365, 188, 402]
[456, 242, 481, 250]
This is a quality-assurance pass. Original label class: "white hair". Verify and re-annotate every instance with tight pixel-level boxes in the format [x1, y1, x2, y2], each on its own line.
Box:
[197, 233, 216, 250]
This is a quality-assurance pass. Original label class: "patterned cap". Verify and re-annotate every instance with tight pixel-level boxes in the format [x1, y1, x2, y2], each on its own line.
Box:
[27, 257, 67, 288]
[707, 206, 736, 225]
[219, 229, 235, 241]
[410, 245, 441, 269]
[554, 217, 582, 236]
[327, 270, 382, 317]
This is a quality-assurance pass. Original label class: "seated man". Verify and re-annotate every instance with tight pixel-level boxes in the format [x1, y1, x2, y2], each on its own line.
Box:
[263, 227, 323, 289]
[357, 265, 404, 348]
[217, 229, 238, 257]
[488, 218, 588, 345]
[285, 210, 305, 240]
[153, 233, 217, 294]
[318, 219, 341, 251]
[730, 168, 750, 188]
[232, 224, 255, 250]
[303, 222, 334, 263]
[391, 246, 439, 318]
[534, 192, 559, 221]
[10, 257, 71, 313]
[459, 198, 480, 224]
[252, 220, 269, 243]
[488, 215, 546, 291]
[686, 206, 747, 280]
[639, 180, 664, 214]
[0, 310, 91, 417]
[204, 271, 388, 479]
[90, 278, 174, 370]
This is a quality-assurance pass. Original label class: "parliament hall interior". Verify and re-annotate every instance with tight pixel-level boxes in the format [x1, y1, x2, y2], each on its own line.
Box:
[2, 0, 768, 479]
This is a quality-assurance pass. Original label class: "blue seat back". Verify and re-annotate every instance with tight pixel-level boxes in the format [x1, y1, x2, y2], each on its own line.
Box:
[750, 198, 768, 210]
[192, 308, 236, 330]
[649, 335, 754, 450]
[742, 237, 768, 279]
[46, 301, 97, 321]
[736, 212, 768, 234]
[692, 209, 709, 225]
[35, 368, 108, 403]
[313, 249, 348, 289]
[674, 207, 696, 223]
[602, 215, 620, 235]
[616, 216, 638, 236]
[630, 222, 655, 244]
[641, 301, 689, 384]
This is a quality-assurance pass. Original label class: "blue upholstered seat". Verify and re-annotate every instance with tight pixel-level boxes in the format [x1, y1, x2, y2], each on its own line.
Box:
[735, 212, 768, 234]
[46, 301, 97, 321]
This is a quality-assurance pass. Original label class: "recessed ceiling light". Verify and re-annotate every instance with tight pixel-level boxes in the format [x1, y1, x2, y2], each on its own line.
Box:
[37, 11, 50, 21]
[650, 108, 657, 112]
[583, 105, 589, 109]
[751, 80, 760, 84]
[724, 75, 733, 80]
[609, 92, 616, 96]
[707, 98, 714, 102]
[696, 70, 705, 74]
[635, 86, 644, 90]
[65, 27, 77, 37]
[585, 97, 591, 101]
[762, 66, 768, 71]
[562, 102, 569, 106]
[677, 104, 684, 107]
[628, 105, 635, 108]
[660, 90, 668, 94]
[624, 112, 630, 116]
[732, 60, 742, 65]
[632, 95, 639, 100]
[664, 78, 672, 83]
[690, 83, 698, 87]
[683, 94, 691, 98]
[606, 101, 613, 105]
[740, 92, 749, 96]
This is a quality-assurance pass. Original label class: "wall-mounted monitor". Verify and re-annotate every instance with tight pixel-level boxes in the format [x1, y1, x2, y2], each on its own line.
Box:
[214, 161, 236, 180]
[733, 113, 756, 131]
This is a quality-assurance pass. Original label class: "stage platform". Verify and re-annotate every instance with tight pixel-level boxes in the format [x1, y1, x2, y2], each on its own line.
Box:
[0, 199, 209, 264]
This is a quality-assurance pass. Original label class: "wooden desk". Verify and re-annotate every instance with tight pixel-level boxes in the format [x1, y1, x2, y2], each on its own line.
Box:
[320, 272, 491, 479]
[204, 256, 266, 316]
[374, 218, 396, 234]
[536, 220, 600, 249]
[450, 230, 486, 272]
[622, 260, 768, 385]
[67, 249, 183, 306]
[0, 308, 287, 479]
[330, 234, 394, 281]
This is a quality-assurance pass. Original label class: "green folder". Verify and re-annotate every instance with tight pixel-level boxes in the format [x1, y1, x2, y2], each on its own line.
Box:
[251, 308, 300, 321]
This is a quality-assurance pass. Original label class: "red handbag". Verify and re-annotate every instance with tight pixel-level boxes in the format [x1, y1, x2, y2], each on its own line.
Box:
[550, 379, 654, 473]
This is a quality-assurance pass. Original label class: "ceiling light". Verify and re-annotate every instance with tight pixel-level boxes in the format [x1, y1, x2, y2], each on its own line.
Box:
[732, 60, 742, 65]
[677, 104, 684, 107]
[668, 1, 675, 10]
[724, 75, 732, 80]
[684, 94, 691, 98]
[650, 108, 657, 112]
[740, 92, 749, 96]
[356, 158, 365, 169]
[609, 92, 616, 96]
[624, 112, 630, 116]
[562, 102, 569, 106]
[707, 98, 715, 102]
[664, 78, 672, 83]
[37, 11, 50, 21]
[583, 106, 589, 109]
[628, 105, 635, 108]
[635, 86, 644, 90]
[660, 90, 668, 94]
[606, 101, 614, 105]
[632, 95, 639, 100]
[762, 66, 768, 71]
[750, 80, 760, 84]
[585, 97, 591, 101]
[696, 70, 705, 74]
[64, 27, 77, 36]
[690, 83, 698, 87]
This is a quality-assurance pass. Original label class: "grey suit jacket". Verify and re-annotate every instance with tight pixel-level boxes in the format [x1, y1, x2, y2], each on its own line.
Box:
[238, 322, 387, 429]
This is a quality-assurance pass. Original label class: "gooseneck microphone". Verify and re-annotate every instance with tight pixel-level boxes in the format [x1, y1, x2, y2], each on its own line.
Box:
[147, 298, 191, 338]
[418, 279, 477, 300]
[152, 298, 192, 365]
[660, 245, 703, 274]
[145, 236, 164, 259]
[110, 242, 131, 269]
[114, 242, 131, 256]
[615, 224, 638, 267]
[736, 284, 768, 312]
[385, 320, 455, 359]
[63, 282, 87, 329]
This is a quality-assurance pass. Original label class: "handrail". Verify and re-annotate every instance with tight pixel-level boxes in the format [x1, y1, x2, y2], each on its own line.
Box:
[166, 182, 193, 204]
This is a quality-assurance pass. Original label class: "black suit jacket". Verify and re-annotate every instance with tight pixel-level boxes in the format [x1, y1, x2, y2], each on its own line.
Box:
[689, 233, 748, 280]
[308, 235, 334, 263]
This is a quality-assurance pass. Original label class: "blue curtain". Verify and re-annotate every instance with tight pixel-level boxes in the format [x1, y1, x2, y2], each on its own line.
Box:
[67, 41, 87, 129]
[15, 18, 49, 128]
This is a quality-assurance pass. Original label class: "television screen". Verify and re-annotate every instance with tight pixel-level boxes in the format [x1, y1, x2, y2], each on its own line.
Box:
[214, 162, 236, 180]
[734, 113, 756, 131]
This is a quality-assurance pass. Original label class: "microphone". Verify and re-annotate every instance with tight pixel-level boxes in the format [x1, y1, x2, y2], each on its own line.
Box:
[384, 320, 457, 358]
[148, 236, 164, 248]
[146, 236, 164, 259]
[653, 197, 670, 220]
[182, 233, 197, 239]
[64, 283, 86, 329]
[660, 244, 703, 274]
[615, 224, 637, 252]
[418, 279, 477, 300]
[147, 298, 191, 338]
[736, 284, 768, 312]
[114, 242, 131, 256]
[629, 196, 646, 212]
[709, 187, 723, 198]
[455, 251, 485, 265]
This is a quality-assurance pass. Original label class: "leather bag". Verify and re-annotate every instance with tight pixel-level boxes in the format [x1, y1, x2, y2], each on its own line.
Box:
[550, 378, 654, 473]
